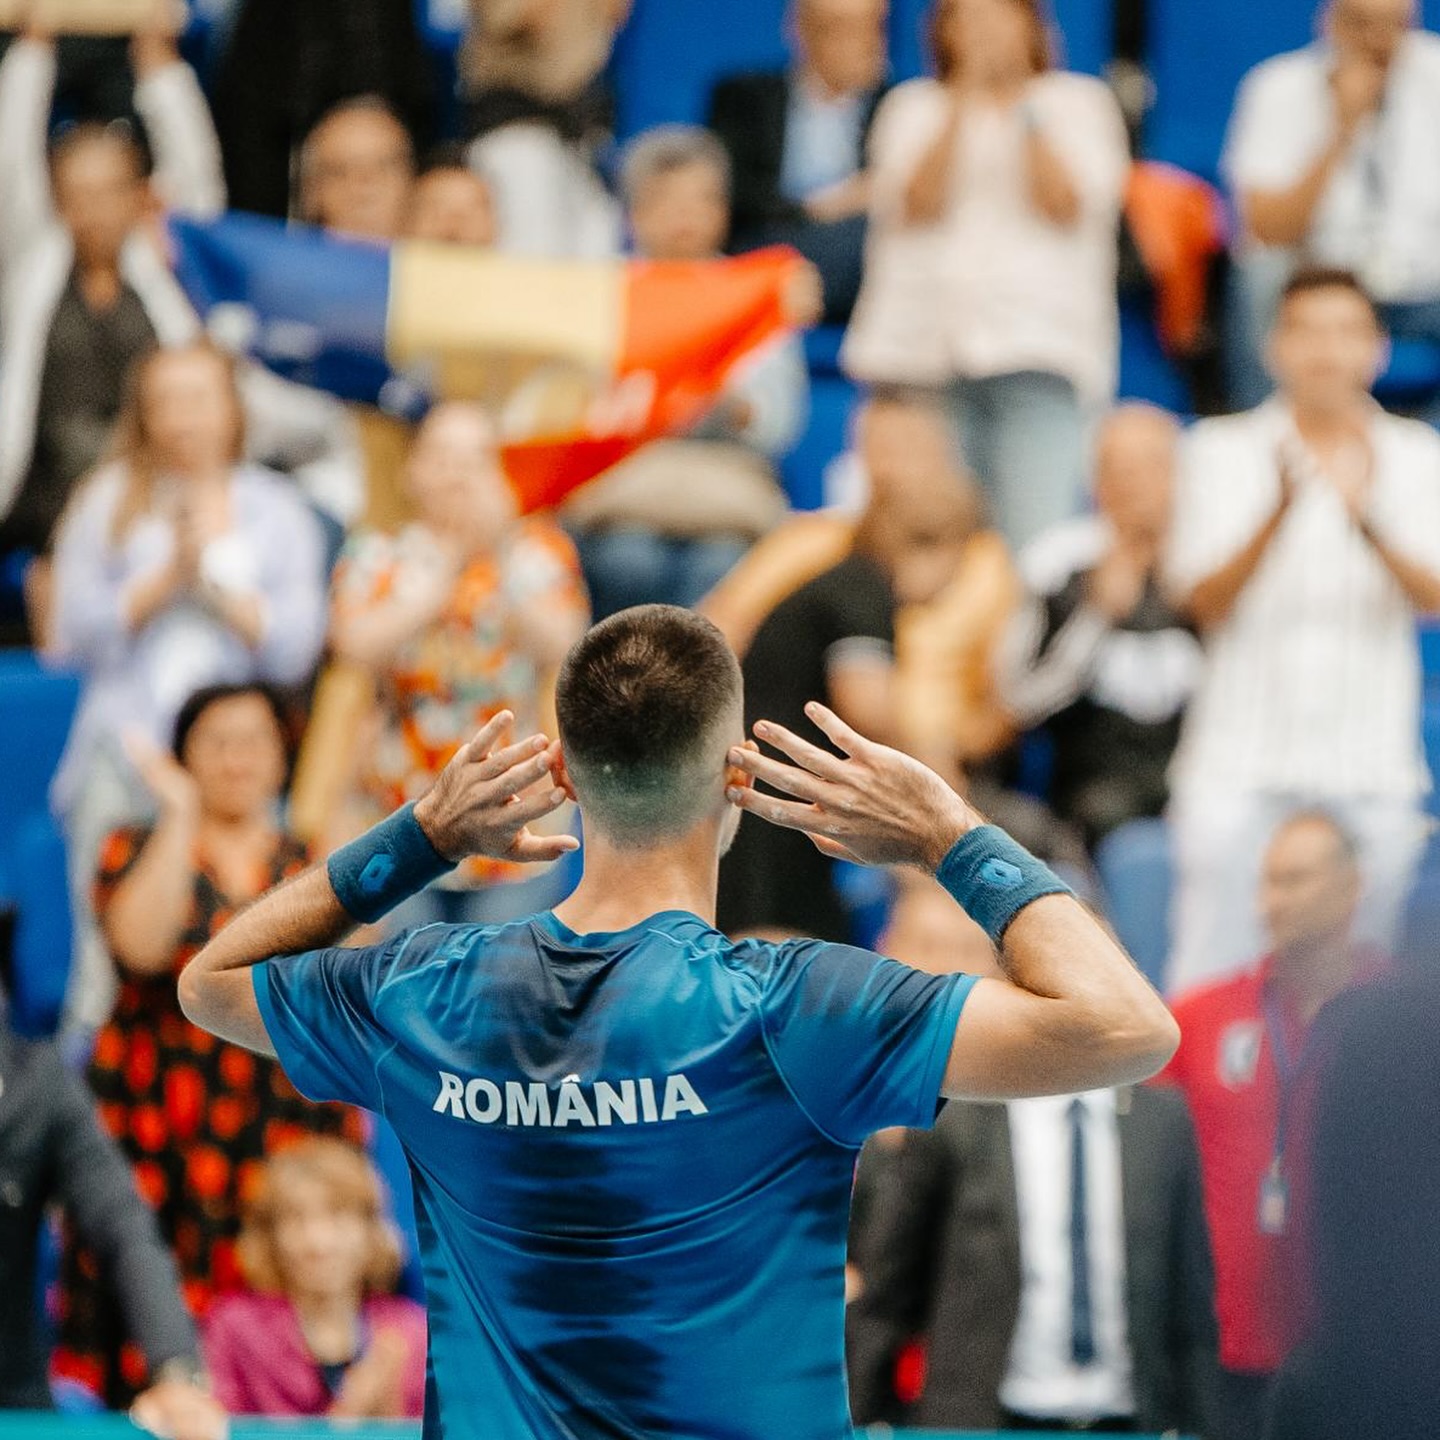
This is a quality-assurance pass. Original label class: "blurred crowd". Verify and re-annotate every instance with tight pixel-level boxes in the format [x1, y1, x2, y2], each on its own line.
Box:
[0, 0, 1438, 1436]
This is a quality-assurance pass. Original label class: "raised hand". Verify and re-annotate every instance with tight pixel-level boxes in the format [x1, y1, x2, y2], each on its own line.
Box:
[726, 702, 977, 872]
[124, 731, 200, 819]
[414, 711, 579, 866]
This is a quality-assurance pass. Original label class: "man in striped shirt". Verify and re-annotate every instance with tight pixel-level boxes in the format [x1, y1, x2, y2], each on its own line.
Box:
[1164, 266, 1440, 996]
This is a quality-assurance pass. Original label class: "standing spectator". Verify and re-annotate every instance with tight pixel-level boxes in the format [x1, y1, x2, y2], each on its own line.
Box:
[0, 22, 223, 642]
[460, 0, 626, 258]
[47, 343, 328, 1030]
[842, 0, 1129, 548]
[708, 0, 890, 323]
[0, 1007, 221, 1437]
[1163, 810, 1385, 1440]
[717, 399, 977, 942]
[329, 401, 588, 926]
[1164, 268, 1440, 994]
[57, 684, 365, 1408]
[999, 403, 1203, 847]
[210, 0, 436, 221]
[405, 147, 498, 247]
[297, 96, 417, 242]
[1265, 975, 1440, 1440]
[205, 1140, 426, 1419]
[1222, 0, 1440, 410]
[564, 126, 809, 618]
[847, 1083, 1218, 1434]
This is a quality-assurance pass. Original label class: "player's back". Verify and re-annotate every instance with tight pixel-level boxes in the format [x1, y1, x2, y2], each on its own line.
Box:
[256, 908, 972, 1440]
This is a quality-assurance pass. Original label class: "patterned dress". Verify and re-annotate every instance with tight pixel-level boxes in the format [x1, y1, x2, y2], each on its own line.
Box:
[55, 826, 365, 1405]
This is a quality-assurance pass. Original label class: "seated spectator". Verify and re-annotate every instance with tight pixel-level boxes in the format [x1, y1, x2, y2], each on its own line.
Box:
[846, 1079, 1218, 1434]
[1164, 268, 1440, 995]
[0, 21, 223, 644]
[701, 398, 1018, 777]
[460, 0, 625, 258]
[716, 397, 977, 942]
[58, 684, 364, 1406]
[1222, 0, 1440, 411]
[1265, 974, 1440, 1440]
[205, 1140, 426, 1419]
[998, 404, 1203, 848]
[0, 1000, 220, 1436]
[329, 401, 588, 926]
[1162, 810, 1387, 1440]
[47, 342, 328, 1031]
[564, 126, 808, 617]
[297, 95, 417, 242]
[210, 0, 436, 220]
[842, 0, 1130, 548]
[709, 0, 890, 323]
[405, 147, 498, 247]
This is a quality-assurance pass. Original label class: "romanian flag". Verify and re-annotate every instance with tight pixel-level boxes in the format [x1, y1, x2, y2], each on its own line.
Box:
[169, 213, 806, 513]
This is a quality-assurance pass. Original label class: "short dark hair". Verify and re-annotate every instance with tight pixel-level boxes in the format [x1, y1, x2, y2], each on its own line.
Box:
[417, 142, 473, 178]
[556, 606, 742, 843]
[1278, 266, 1380, 323]
[172, 683, 295, 771]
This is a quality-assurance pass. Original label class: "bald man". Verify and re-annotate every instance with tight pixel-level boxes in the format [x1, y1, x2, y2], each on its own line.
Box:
[1222, 0, 1440, 409]
[997, 404, 1205, 847]
[717, 398, 980, 941]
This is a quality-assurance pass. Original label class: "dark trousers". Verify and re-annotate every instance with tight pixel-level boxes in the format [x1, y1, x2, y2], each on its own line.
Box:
[1213, 1367, 1274, 1440]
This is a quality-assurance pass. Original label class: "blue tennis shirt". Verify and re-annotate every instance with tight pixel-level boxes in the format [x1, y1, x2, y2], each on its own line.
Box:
[253, 908, 976, 1440]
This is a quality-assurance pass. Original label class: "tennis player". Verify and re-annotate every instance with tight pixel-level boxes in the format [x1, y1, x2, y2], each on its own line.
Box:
[180, 604, 1177, 1440]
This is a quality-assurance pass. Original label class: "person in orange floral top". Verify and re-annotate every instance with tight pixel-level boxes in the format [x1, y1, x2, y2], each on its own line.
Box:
[330, 401, 589, 926]
[56, 683, 364, 1408]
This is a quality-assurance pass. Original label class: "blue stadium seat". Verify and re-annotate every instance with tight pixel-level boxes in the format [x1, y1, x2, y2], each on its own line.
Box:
[1093, 817, 1173, 992]
[1376, 338, 1440, 408]
[1143, 0, 1315, 180]
[1117, 295, 1193, 414]
[781, 332, 859, 510]
[0, 813, 73, 1038]
[0, 653, 79, 838]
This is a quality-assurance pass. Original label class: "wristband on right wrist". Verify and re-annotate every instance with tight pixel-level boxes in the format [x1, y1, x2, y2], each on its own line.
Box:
[935, 824, 1072, 945]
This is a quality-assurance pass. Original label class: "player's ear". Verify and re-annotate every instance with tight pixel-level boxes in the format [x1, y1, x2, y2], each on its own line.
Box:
[724, 739, 759, 795]
[552, 747, 579, 803]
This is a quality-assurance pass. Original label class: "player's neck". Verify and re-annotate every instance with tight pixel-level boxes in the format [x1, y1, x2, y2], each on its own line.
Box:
[553, 828, 720, 933]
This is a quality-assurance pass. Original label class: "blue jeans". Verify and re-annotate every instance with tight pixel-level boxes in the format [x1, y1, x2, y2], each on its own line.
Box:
[943, 371, 1086, 549]
[574, 527, 751, 620]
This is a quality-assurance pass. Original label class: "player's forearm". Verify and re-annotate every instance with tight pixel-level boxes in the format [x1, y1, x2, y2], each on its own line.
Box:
[998, 894, 1179, 1082]
[179, 866, 353, 1048]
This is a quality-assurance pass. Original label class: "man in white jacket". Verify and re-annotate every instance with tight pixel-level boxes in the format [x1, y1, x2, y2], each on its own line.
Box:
[0, 22, 363, 642]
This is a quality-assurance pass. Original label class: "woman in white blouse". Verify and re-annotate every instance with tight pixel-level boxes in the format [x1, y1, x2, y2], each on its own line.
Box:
[47, 340, 327, 1030]
[842, 0, 1129, 548]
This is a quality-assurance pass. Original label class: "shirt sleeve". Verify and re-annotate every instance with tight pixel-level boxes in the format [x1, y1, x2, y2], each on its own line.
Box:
[253, 938, 402, 1110]
[760, 940, 977, 1147]
[1222, 58, 1324, 194]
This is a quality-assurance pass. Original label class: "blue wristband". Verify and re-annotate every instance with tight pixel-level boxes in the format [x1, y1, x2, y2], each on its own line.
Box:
[935, 824, 1072, 945]
[328, 803, 454, 923]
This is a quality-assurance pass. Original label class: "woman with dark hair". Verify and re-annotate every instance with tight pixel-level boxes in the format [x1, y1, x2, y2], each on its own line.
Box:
[1265, 975, 1440, 1440]
[45, 340, 327, 1030]
[55, 684, 364, 1409]
[205, 1139, 426, 1418]
[842, 0, 1129, 548]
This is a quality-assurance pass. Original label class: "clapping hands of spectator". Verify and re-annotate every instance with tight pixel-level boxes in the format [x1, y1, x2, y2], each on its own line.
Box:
[1329, 431, 1376, 525]
[1088, 538, 1153, 621]
[1330, 53, 1388, 139]
[328, 1328, 411, 1420]
[130, 1376, 227, 1440]
[124, 731, 201, 820]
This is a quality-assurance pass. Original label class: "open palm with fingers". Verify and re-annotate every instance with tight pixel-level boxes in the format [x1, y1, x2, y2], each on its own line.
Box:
[414, 711, 578, 866]
[726, 702, 978, 872]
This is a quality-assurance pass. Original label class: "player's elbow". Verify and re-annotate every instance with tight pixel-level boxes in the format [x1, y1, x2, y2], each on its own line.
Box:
[1100, 997, 1181, 1085]
[176, 961, 213, 1034]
